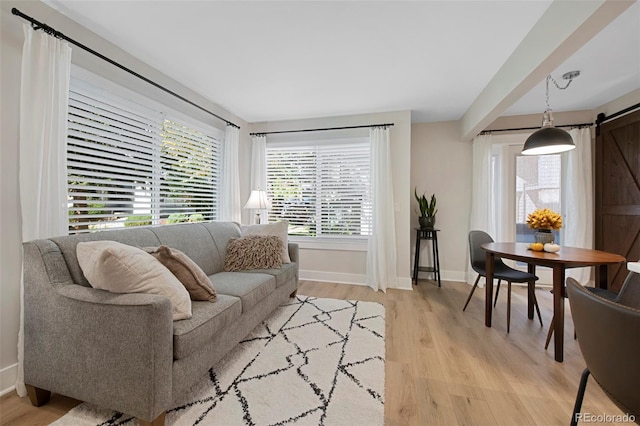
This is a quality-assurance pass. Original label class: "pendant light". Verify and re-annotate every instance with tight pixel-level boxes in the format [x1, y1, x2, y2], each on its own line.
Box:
[522, 72, 579, 156]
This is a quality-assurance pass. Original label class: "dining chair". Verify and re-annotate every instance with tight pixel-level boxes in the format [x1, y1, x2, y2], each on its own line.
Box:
[566, 277, 640, 425]
[463, 230, 543, 332]
[545, 265, 640, 349]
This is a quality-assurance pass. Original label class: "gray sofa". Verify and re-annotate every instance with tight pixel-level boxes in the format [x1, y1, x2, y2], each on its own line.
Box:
[22, 221, 298, 425]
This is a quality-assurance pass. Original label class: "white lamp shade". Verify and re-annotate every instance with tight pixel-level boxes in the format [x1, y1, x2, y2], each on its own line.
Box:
[243, 190, 270, 210]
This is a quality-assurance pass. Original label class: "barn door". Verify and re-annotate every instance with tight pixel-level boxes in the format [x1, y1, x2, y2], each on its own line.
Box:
[595, 109, 640, 291]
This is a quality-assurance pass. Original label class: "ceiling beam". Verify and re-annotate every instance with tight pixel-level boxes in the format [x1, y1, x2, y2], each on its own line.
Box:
[459, 0, 635, 141]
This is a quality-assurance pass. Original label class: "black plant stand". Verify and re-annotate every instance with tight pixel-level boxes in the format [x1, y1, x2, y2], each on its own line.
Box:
[413, 228, 441, 287]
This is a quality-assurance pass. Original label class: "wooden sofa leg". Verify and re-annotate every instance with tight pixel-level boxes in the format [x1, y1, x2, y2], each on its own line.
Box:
[290, 289, 298, 298]
[139, 411, 166, 426]
[25, 384, 51, 407]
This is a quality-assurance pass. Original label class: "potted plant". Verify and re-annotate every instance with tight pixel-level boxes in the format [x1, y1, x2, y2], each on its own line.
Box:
[414, 189, 437, 229]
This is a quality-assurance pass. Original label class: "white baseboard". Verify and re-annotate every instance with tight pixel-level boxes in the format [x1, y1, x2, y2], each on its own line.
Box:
[300, 270, 367, 286]
[0, 363, 17, 397]
[300, 268, 560, 289]
[395, 277, 413, 290]
[442, 270, 467, 283]
[414, 269, 467, 284]
[300, 270, 413, 290]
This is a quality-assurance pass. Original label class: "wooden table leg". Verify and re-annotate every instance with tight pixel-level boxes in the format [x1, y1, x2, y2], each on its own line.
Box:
[485, 251, 494, 327]
[527, 263, 536, 320]
[596, 264, 608, 289]
[552, 265, 566, 362]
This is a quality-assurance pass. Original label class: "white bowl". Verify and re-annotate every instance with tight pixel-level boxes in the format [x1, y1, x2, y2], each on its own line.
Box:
[543, 243, 560, 253]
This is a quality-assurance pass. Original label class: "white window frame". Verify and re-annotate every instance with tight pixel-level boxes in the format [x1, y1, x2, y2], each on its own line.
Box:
[67, 67, 224, 234]
[266, 137, 371, 251]
[491, 134, 563, 285]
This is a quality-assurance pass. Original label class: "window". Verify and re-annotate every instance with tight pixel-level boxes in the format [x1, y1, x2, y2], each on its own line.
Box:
[515, 154, 561, 244]
[486, 142, 564, 281]
[67, 74, 223, 234]
[266, 138, 371, 239]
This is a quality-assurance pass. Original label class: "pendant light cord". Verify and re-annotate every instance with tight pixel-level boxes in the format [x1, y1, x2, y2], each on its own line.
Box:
[545, 74, 575, 112]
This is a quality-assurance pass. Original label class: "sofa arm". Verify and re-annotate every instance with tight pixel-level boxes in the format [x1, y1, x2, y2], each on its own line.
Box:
[288, 242, 299, 264]
[24, 283, 173, 421]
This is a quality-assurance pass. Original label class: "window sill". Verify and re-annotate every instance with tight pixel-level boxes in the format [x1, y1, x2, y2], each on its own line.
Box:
[289, 237, 368, 252]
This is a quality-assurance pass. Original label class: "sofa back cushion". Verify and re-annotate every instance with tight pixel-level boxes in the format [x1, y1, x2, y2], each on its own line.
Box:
[150, 223, 233, 275]
[49, 222, 241, 286]
[51, 228, 161, 287]
[201, 222, 242, 272]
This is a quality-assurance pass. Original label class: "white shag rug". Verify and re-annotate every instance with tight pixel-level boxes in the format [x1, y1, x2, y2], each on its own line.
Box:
[52, 296, 385, 426]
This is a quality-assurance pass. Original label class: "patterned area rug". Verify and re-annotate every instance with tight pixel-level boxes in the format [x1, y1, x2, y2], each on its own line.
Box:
[52, 296, 385, 425]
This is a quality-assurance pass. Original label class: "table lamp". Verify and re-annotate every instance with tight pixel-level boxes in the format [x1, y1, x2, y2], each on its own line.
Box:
[243, 189, 270, 224]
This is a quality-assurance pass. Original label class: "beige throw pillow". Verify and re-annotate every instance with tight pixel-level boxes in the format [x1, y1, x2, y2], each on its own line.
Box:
[241, 221, 290, 263]
[224, 235, 283, 271]
[76, 241, 192, 320]
[144, 246, 217, 302]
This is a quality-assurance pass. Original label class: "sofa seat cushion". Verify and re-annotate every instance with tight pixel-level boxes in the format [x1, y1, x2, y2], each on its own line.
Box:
[173, 295, 242, 360]
[211, 272, 276, 313]
[240, 263, 297, 288]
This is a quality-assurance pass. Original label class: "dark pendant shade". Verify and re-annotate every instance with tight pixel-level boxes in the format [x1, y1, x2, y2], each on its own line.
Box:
[521, 127, 575, 155]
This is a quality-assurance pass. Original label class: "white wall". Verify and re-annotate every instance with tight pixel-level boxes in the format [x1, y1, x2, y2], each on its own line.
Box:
[410, 121, 473, 282]
[0, 0, 250, 395]
[594, 88, 639, 119]
[0, 1, 24, 396]
[251, 110, 413, 290]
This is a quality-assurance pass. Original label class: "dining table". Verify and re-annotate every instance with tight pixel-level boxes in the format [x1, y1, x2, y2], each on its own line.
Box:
[481, 242, 626, 362]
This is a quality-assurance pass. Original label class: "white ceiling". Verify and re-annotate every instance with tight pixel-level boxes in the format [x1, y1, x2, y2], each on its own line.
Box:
[44, 0, 640, 124]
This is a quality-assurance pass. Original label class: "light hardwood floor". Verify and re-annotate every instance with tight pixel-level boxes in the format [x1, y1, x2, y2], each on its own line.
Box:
[0, 279, 627, 425]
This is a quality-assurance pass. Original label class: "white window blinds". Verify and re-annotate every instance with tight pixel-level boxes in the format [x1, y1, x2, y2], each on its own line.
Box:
[67, 77, 223, 234]
[266, 139, 371, 238]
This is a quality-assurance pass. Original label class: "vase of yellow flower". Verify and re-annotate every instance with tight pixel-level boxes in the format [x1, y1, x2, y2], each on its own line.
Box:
[526, 208, 563, 244]
[534, 229, 555, 244]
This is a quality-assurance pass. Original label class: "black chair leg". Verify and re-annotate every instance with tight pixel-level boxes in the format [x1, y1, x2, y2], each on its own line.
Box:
[507, 281, 512, 332]
[545, 314, 554, 350]
[528, 285, 544, 327]
[463, 275, 481, 311]
[571, 368, 591, 426]
[493, 280, 502, 307]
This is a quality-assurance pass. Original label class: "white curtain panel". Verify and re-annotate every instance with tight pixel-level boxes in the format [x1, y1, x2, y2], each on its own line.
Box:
[366, 127, 397, 292]
[16, 24, 72, 397]
[466, 133, 493, 285]
[220, 125, 241, 222]
[249, 135, 268, 223]
[562, 127, 594, 283]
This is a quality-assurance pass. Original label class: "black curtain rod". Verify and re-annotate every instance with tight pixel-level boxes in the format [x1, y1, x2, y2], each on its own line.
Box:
[480, 122, 593, 135]
[250, 123, 394, 136]
[596, 102, 640, 125]
[12, 8, 240, 129]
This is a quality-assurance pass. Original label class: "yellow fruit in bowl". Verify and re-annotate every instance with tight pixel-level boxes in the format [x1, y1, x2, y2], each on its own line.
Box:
[530, 243, 544, 251]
